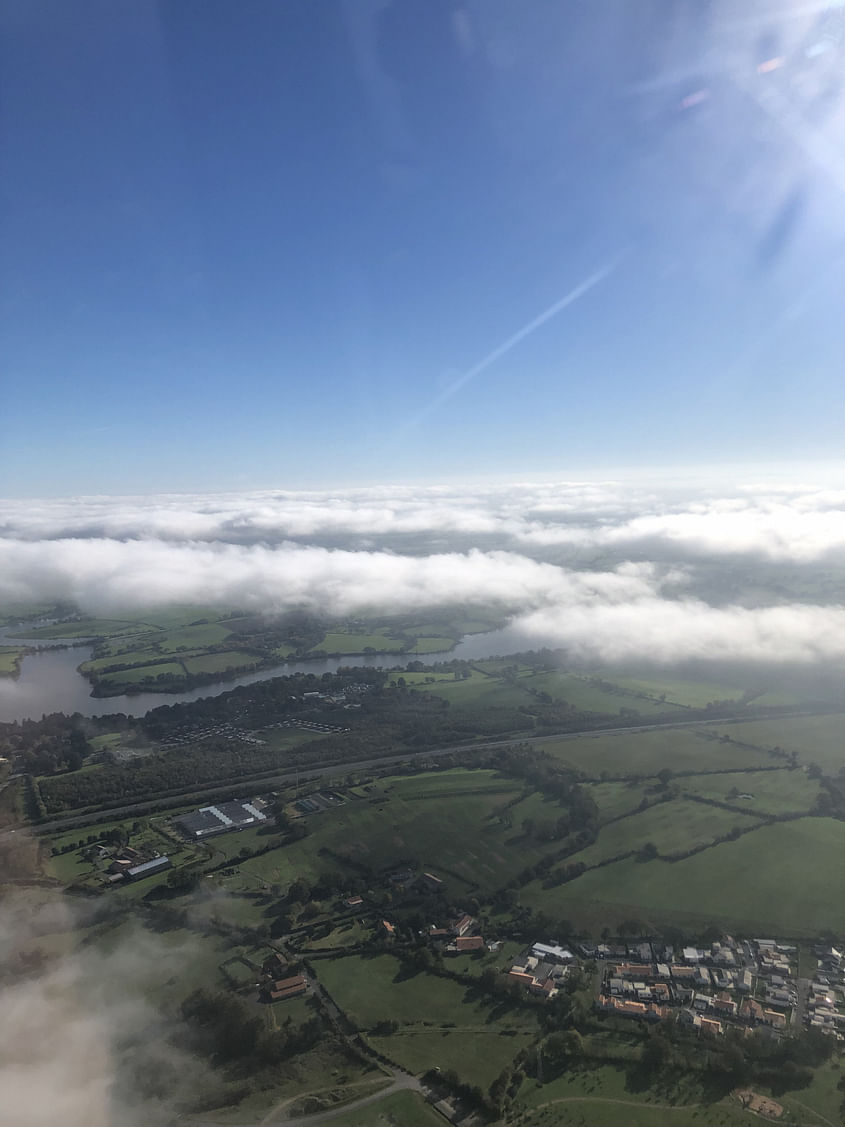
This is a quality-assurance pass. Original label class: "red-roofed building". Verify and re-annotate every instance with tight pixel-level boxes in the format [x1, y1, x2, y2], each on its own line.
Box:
[455, 935, 485, 952]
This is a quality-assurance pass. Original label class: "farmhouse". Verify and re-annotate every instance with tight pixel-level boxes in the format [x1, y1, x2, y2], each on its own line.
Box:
[454, 935, 485, 952]
[451, 914, 475, 936]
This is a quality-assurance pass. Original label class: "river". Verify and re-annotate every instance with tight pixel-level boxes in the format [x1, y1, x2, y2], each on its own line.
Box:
[0, 624, 538, 723]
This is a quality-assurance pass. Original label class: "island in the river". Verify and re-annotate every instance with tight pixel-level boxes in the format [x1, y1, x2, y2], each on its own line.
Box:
[6, 603, 507, 697]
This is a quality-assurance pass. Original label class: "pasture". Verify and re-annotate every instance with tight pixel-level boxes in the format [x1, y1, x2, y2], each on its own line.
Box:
[181, 650, 259, 675]
[527, 672, 682, 716]
[370, 1027, 534, 1088]
[0, 646, 25, 674]
[317, 632, 406, 654]
[312, 1090, 444, 1127]
[538, 817, 845, 935]
[560, 798, 760, 868]
[518, 1063, 756, 1127]
[716, 714, 845, 774]
[541, 727, 774, 778]
[584, 780, 654, 824]
[681, 767, 821, 815]
[601, 673, 746, 709]
[314, 952, 536, 1032]
[97, 662, 186, 687]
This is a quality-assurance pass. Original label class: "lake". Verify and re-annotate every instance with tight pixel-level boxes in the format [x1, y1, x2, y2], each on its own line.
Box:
[0, 623, 538, 723]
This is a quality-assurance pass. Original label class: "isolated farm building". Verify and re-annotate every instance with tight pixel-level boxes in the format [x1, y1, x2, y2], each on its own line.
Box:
[419, 872, 443, 890]
[343, 896, 363, 908]
[455, 935, 485, 952]
[126, 856, 171, 881]
[451, 914, 475, 936]
[266, 974, 307, 1002]
[381, 920, 395, 936]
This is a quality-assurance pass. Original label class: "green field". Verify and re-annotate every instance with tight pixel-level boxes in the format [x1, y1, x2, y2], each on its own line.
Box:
[97, 662, 186, 687]
[317, 632, 406, 654]
[80, 649, 193, 673]
[541, 727, 774, 778]
[370, 1027, 533, 1087]
[602, 674, 747, 709]
[314, 952, 537, 1032]
[528, 672, 684, 716]
[558, 798, 760, 868]
[0, 645, 26, 675]
[228, 773, 542, 895]
[518, 1063, 757, 1127]
[12, 617, 148, 639]
[307, 1090, 444, 1127]
[181, 650, 259, 675]
[681, 767, 822, 814]
[408, 636, 455, 653]
[584, 780, 654, 824]
[716, 714, 845, 774]
[537, 817, 845, 935]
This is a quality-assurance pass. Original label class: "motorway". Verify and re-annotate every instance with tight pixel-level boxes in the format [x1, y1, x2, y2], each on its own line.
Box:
[17, 704, 838, 838]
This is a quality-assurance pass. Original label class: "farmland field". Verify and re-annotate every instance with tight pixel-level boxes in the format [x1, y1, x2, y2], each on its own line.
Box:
[96, 662, 186, 687]
[314, 952, 537, 1032]
[0, 646, 25, 675]
[541, 727, 774, 777]
[181, 650, 260, 675]
[370, 1027, 533, 1088]
[527, 672, 684, 716]
[559, 798, 761, 867]
[312, 1090, 444, 1127]
[681, 767, 822, 814]
[715, 714, 845, 773]
[601, 674, 746, 708]
[316, 632, 406, 654]
[535, 817, 845, 935]
[583, 780, 655, 824]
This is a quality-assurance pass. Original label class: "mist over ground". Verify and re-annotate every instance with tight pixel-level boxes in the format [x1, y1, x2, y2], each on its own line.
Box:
[0, 889, 214, 1127]
[3, 475, 845, 667]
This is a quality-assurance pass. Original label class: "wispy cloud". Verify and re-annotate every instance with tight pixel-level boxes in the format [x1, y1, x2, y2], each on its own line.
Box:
[401, 254, 626, 434]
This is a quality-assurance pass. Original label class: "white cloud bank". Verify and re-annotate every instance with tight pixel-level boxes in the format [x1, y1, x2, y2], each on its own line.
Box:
[3, 478, 845, 561]
[2, 475, 845, 665]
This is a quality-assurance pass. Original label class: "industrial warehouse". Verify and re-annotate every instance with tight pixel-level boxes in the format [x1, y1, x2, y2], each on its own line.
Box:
[175, 798, 268, 839]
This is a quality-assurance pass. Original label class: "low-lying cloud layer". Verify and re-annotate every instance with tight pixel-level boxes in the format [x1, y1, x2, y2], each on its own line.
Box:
[5, 478, 845, 561]
[3, 475, 845, 665]
[0, 892, 209, 1127]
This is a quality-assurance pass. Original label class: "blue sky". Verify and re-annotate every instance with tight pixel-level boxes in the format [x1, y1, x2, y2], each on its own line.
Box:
[3, 0, 845, 495]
